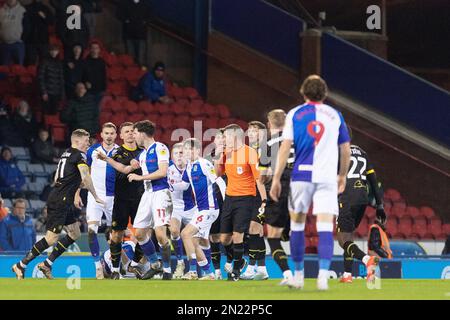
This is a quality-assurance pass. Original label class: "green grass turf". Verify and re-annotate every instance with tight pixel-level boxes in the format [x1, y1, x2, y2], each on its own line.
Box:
[0, 279, 449, 300]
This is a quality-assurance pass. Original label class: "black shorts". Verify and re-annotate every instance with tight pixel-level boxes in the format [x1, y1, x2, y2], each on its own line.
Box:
[337, 195, 367, 233]
[209, 209, 221, 235]
[220, 195, 255, 234]
[46, 195, 78, 233]
[265, 194, 289, 228]
[251, 194, 262, 224]
[111, 197, 141, 231]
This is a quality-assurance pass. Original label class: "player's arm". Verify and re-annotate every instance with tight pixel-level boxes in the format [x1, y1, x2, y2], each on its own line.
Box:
[366, 160, 386, 222]
[368, 227, 389, 258]
[74, 188, 84, 209]
[171, 170, 190, 191]
[270, 139, 291, 202]
[338, 142, 351, 194]
[128, 161, 168, 182]
[78, 164, 105, 205]
[97, 152, 139, 174]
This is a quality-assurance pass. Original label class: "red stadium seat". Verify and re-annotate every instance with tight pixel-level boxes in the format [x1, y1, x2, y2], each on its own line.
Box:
[386, 219, 398, 237]
[108, 100, 122, 114]
[99, 112, 112, 124]
[44, 115, 61, 127]
[10, 64, 28, 76]
[405, 206, 420, 219]
[420, 206, 435, 219]
[118, 54, 135, 67]
[110, 113, 127, 126]
[168, 86, 184, 99]
[442, 224, 450, 234]
[188, 100, 204, 117]
[204, 118, 219, 130]
[365, 206, 376, 220]
[125, 100, 138, 114]
[184, 87, 200, 100]
[173, 115, 190, 129]
[413, 216, 427, 228]
[128, 113, 144, 123]
[385, 188, 402, 202]
[27, 65, 37, 77]
[171, 102, 186, 115]
[217, 104, 231, 119]
[104, 53, 119, 67]
[411, 224, 427, 239]
[391, 203, 406, 218]
[429, 216, 442, 228]
[108, 66, 124, 81]
[50, 124, 67, 144]
[160, 115, 175, 129]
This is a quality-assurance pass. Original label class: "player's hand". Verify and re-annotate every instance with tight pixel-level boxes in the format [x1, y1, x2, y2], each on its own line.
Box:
[74, 194, 84, 209]
[337, 175, 347, 194]
[96, 151, 107, 161]
[94, 197, 106, 207]
[130, 159, 140, 170]
[376, 205, 386, 224]
[128, 173, 142, 182]
[270, 179, 281, 202]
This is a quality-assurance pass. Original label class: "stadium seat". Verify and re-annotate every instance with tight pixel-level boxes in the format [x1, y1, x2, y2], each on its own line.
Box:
[44, 164, 57, 175]
[118, 54, 135, 67]
[386, 219, 398, 237]
[217, 104, 231, 119]
[171, 102, 186, 115]
[414, 216, 427, 228]
[405, 206, 421, 219]
[391, 203, 406, 218]
[188, 100, 204, 117]
[385, 188, 402, 202]
[28, 163, 46, 176]
[125, 100, 138, 114]
[108, 66, 124, 81]
[184, 87, 200, 100]
[442, 224, 450, 235]
[411, 224, 427, 239]
[10, 146, 27, 157]
[51, 124, 67, 144]
[419, 206, 435, 219]
[173, 115, 190, 129]
[44, 114, 61, 127]
[16, 161, 28, 173]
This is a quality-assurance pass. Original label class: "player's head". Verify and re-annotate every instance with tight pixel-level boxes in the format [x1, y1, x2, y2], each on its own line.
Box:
[119, 122, 135, 145]
[214, 128, 225, 150]
[267, 109, 286, 131]
[101, 122, 117, 146]
[71, 129, 90, 153]
[133, 120, 156, 147]
[300, 75, 328, 102]
[224, 124, 245, 151]
[12, 198, 27, 222]
[247, 121, 266, 147]
[90, 41, 101, 58]
[171, 142, 185, 167]
[183, 138, 201, 162]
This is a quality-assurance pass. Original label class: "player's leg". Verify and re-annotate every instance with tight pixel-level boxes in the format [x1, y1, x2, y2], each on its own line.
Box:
[181, 223, 200, 279]
[285, 181, 314, 288]
[170, 213, 185, 278]
[243, 220, 266, 280]
[209, 233, 222, 279]
[109, 197, 130, 279]
[220, 197, 234, 275]
[313, 183, 339, 291]
[86, 194, 104, 279]
[195, 209, 218, 280]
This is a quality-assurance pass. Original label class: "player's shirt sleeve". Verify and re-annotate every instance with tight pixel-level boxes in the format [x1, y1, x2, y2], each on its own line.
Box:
[248, 147, 261, 180]
[282, 109, 295, 141]
[258, 139, 270, 170]
[75, 151, 88, 169]
[364, 150, 375, 175]
[172, 169, 190, 191]
[156, 143, 170, 163]
[338, 112, 351, 145]
[202, 159, 217, 183]
[86, 146, 95, 167]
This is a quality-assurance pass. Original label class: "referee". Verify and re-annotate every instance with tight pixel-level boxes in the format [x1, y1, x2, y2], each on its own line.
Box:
[258, 109, 295, 284]
[216, 124, 267, 281]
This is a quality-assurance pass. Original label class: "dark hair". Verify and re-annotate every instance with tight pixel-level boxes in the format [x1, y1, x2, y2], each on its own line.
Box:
[248, 121, 266, 130]
[102, 122, 117, 131]
[1, 146, 11, 157]
[153, 61, 166, 71]
[119, 122, 134, 132]
[300, 75, 328, 102]
[134, 120, 155, 137]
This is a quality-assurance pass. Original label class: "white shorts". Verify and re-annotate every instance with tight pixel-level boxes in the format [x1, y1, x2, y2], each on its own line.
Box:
[288, 181, 338, 215]
[87, 193, 114, 225]
[134, 189, 172, 229]
[171, 207, 197, 226]
[189, 209, 219, 239]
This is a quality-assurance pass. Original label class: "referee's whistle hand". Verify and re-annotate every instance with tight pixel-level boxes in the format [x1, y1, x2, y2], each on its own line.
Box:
[270, 180, 281, 202]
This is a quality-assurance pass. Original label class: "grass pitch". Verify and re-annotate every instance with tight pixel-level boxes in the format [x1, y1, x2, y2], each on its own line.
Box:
[0, 279, 449, 300]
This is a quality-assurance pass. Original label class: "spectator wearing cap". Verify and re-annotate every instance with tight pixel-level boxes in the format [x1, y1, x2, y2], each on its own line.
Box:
[117, 0, 152, 66]
[0, 193, 10, 222]
[34, 205, 48, 233]
[0, 198, 36, 252]
[0, 0, 26, 65]
[22, 0, 55, 66]
[31, 128, 59, 164]
[0, 147, 25, 198]
[12, 100, 38, 147]
[137, 62, 173, 104]
[82, 42, 106, 109]
[64, 43, 85, 100]
[38, 45, 65, 115]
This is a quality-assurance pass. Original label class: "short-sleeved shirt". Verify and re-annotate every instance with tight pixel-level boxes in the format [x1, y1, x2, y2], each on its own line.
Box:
[182, 158, 218, 211]
[136, 141, 170, 192]
[51, 147, 88, 204]
[86, 143, 119, 197]
[222, 145, 260, 197]
[283, 102, 350, 184]
[168, 161, 196, 212]
[112, 145, 144, 200]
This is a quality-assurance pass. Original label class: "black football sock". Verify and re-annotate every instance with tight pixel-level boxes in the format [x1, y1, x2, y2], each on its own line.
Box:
[21, 238, 50, 266]
[224, 243, 233, 263]
[343, 241, 366, 261]
[133, 243, 144, 264]
[248, 234, 259, 265]
[267, 238, 289, 272]
[232, 242, 245, 274]
[210, 242, 221, 270]
[344, 251, 354, 273]
[110, 241, 122, 269]
[46, 235, 75, 266]
[256, 235, 266, 267]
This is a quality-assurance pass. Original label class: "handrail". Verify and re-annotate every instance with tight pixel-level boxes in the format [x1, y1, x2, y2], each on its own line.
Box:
[146, 19, 450, 179]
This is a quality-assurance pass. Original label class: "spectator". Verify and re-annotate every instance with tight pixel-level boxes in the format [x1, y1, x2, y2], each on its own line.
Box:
[61, 82, 99, 136]
[0, 193, 10, 222]
[136, 62, 173, 104]
[0, 146, 25, 198]
[38, 44, 65, 115]
[0, 102, 26, 146]
[22, 0, 54, 66]
[0, 198, 36, 251]
[81, 0, 102, 37]
[34, 205, 47, 233]
[117, 0, 152, 66]
[64, 43, 85, 99]
[0, 0, 26, 65]
[40, 171, 56, 202]
[31, 128, 59, 164]
[12, 100, 38, 146]
[82, 41, 107, 109]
